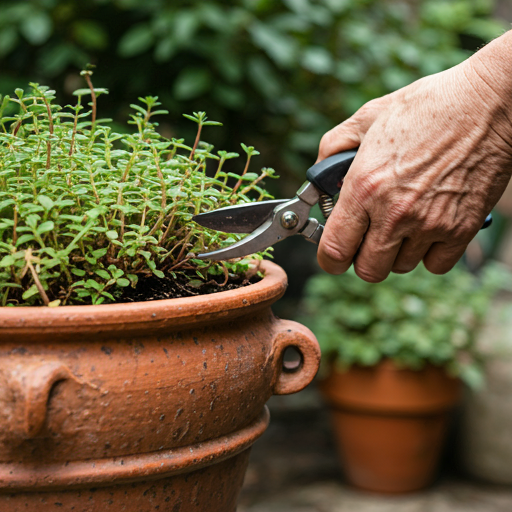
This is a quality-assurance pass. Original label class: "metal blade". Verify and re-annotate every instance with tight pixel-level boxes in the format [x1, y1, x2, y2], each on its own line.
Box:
[196, 194, 315, 260]
[192, 199, 288, 234]
[195, 217, 279, 260]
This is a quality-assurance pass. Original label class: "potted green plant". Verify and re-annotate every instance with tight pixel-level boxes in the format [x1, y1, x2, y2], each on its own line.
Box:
[300, 263, 501, 494]
[0, 74, 320, 512]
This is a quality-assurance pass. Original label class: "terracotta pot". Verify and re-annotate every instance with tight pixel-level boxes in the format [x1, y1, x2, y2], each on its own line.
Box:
[319, 359, 461, 494]
[0, 261, 320, 511]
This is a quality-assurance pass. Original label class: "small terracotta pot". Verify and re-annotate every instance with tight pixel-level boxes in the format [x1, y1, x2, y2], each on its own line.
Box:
[319, 359, 462, 494]
[0, 261, 320, 511]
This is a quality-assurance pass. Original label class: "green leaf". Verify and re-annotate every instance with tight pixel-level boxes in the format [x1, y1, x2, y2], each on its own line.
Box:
[116, 278, 130, 287]
[301, 46, 333, 74]
[106, 230, 118, 240]
[100, 291, 115, 301]
[16, 234, 36, 246]
[72, 87, 109, 97]
[95, 269, 111, 280]
[22, 284, 40, 300]
[248, 21, 298, 68]
[85, 208, 104, 219]
[20, 11, 53, 45]
[118, 24, 154, 58]
[73, 20, 108, 50]
[36, 221, 55, 235]
[91, 248, 108, 259]
[85, 279, 102, 291]
[37, 195, 54, 210]
[174, 68, 211, 100]
[0, 255, 15, 267]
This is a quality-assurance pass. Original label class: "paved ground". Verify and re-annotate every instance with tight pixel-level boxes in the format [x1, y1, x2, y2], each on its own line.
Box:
[239, 480, 512, 512]
[237, 388, 512, 512]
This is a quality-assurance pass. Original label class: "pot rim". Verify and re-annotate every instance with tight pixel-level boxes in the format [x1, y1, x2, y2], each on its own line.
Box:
[0, 260, 286, 339]
[0, 406, 269, 492]
[319, 359, 462, 414]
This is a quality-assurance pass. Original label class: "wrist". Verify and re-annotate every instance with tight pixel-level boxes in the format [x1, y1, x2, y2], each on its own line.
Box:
[470, 30, 512, 93]
[465, 30, 512, 146]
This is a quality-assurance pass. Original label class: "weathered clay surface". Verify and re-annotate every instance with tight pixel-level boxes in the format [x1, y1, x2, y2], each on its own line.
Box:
[1, 449, 251, 512]
[0, 261, 320, 510]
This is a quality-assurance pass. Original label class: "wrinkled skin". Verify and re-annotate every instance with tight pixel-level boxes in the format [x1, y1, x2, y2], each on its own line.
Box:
[317, 32, 512, 282]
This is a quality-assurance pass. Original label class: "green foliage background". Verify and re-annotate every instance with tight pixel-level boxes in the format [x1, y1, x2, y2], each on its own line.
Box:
[300, 263, 509, 387]
[0, 0, 508, 310]
[0, 0, 507, 187]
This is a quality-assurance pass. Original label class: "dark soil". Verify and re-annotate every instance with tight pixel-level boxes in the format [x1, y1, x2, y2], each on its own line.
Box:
[117, 270, 261, 302]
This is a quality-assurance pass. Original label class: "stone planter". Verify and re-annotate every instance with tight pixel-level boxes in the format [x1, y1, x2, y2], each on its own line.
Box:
[0, 260, 320, 511]
[319, 360, 461, 493]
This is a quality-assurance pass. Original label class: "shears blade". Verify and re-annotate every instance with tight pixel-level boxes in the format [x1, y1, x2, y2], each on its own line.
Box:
[192, 217, 278, 260]
[192, 199, 289, 234]
[192, 184, 322, 261]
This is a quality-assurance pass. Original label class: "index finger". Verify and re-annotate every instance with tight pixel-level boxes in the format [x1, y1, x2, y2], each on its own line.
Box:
[317, 179, 369, 275]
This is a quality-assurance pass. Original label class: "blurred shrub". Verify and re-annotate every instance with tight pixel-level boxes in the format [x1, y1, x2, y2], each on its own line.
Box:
[0, 0, 506, 183]
[299, 262, 510, 388]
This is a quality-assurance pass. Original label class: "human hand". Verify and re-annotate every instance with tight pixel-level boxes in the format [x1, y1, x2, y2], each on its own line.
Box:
[317, 33, 512, 282]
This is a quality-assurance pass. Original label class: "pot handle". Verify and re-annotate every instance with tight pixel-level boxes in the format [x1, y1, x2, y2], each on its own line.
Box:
[11, 361, 83, 439]
[271, 319, 321, 395]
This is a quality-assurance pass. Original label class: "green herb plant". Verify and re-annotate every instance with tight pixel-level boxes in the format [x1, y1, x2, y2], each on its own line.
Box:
[300, 263, 508, 388]
[0, 73, 277, 307]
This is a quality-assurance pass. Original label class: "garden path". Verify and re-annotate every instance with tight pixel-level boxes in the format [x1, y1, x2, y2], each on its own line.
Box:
[238, 391, 512, 512]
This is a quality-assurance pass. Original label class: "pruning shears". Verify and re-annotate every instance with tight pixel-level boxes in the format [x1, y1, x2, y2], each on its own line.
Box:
[192, 150, 492, 260]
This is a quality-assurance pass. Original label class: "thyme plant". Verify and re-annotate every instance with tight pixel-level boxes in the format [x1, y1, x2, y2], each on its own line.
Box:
[0, 74, 276, 306]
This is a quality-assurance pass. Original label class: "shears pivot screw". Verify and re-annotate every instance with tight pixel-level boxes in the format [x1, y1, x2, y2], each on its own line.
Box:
[280, 211, 299, 229]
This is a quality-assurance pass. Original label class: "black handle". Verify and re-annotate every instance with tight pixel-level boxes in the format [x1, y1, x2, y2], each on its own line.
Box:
[306, 149, 492, 230]
[306, 150, 357, 196]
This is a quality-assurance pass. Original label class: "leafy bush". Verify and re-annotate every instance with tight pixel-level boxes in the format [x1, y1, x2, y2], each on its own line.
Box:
[0, 0, 506, 184]
[0, 74, 276, 306]
[300, 263, 509, 387]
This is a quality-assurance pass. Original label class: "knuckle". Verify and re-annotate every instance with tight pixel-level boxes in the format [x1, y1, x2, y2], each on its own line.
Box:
[423, 211, 479, 240]
[453, 219, 479, 240]
[357, 98, 382, 119]
[423, 259, 454, 275]
[318, 131, 335, 158]
[354, 264, 388, 284]
[386, 199, 416, 224]
[391, 264, 417, 275]
[319, 238, 353, 266]
[355, 173, 384, 201]
[423, 215, 453, 236]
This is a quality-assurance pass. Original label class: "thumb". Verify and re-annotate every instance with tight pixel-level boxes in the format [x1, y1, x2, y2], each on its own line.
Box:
[317, 98, 387, 162]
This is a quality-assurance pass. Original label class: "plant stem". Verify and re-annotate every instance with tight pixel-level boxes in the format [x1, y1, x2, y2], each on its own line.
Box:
[239, 170, 268, 196]
[230, 154, 252, 199]
[42, 97, 54, 169]
[189, 122, 202, 160]
[84, 73, 97, 127]
[12, 205, 17, 246]
[69, 103, 80, 156]
[25, 249, 50, 306]
[148, 145, 167, 237]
